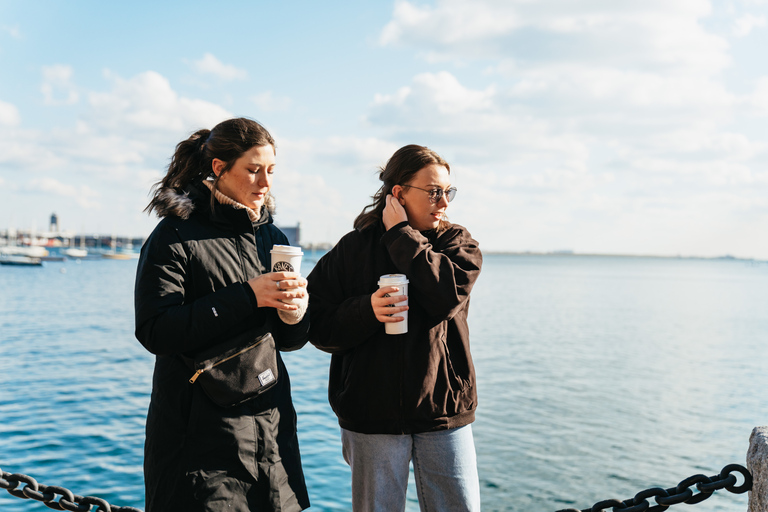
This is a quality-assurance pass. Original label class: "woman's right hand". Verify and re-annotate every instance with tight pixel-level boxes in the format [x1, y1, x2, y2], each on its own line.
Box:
[371, 286, 409, 323]
[248, 272, 307, 310]
[383, 194, 408, 231]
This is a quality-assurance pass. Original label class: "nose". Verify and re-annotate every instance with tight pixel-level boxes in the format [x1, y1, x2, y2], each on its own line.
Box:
[436, 192, 449, 208]
[257, 171, 271, 189]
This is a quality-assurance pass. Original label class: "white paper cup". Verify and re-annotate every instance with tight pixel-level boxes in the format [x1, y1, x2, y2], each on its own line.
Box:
[378, 274, 409, 335]
[270, 245, 303, 274]
[271, 245, 304, 304]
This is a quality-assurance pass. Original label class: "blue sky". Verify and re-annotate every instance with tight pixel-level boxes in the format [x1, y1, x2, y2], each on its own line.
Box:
[1, 0, 767, 258]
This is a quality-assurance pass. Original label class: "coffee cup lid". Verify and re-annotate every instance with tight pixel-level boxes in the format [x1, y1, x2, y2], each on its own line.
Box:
[271, 245, 303, 256]
[378, 273, 409, 286]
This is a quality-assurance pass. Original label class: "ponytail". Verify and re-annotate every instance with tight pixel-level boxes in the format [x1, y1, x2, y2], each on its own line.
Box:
[353, 169, 391, 232]
[145, 129, 211, 216]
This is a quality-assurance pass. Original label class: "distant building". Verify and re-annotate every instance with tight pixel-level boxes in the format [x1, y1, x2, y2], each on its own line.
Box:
[280, 224, 300, 247]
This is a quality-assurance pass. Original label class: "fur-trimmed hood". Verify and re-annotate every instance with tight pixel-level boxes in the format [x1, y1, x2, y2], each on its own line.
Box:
[152, 181, 277, 221]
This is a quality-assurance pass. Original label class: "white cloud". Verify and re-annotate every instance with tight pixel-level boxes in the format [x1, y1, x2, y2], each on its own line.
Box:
[380, 1, 518, 47]
[747, 77, 768, 113]
[381, 0, 730, 75]
[368, 71, 510, 144]
[504, 65, 733, 112]
[25, 178, 101, 209]
[41, 65, 79, 105]
[190, 53, 248, 81]
[88, 70, 232, 133]
[375, 72, 495, 114]
[1, 25, 21, 38]
[0, 100, 20, 125]
[251, 91, 293, 112]
[732, 13, 767, 36]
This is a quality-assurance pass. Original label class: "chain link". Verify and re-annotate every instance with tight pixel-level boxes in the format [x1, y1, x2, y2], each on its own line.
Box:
[0, 468, 142, 512]
[3, 462, 752, 512]
[556, 463, 752, 512]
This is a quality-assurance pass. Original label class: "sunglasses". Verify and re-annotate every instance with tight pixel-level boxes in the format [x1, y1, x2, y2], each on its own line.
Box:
[400, 185, 457, 204]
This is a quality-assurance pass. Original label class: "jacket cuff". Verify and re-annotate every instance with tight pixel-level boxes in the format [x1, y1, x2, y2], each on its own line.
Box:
[277, 294, 308, 325]
[380, 221, 410, 245]
[242, 282, 259, 310]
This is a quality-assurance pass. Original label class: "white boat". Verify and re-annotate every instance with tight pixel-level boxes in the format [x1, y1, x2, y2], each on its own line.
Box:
[0, 246, 49, 258]
[63, 247, 88, 258]
[0, 254, 43, 266]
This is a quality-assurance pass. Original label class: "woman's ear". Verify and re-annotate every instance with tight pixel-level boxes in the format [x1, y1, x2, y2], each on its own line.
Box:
[391, 185, 406, 205]
[212, 158, 225, 177]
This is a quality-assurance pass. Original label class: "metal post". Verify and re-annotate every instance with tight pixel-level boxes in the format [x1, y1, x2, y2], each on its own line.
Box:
[749, 426, 768, 512]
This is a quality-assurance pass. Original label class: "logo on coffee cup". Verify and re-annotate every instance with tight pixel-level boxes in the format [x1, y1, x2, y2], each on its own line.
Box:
[273, 261, 294, 272]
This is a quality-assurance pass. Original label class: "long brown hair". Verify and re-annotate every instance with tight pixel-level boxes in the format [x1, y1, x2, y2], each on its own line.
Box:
[354, 144, 450, 232]
[145, 117, 275, 216]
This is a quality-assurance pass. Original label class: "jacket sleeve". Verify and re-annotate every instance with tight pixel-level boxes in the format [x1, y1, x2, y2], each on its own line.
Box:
[382, 222, 482, 321]
[307, 234, 381, 354]
[134, 222, 259, 356]
[271, 308, 310, 352]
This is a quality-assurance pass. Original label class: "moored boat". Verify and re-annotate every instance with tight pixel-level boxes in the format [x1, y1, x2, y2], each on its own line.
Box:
[102, 251, 139, 260]
[63, 247, 88, 258]
[0, 255, 43, 266]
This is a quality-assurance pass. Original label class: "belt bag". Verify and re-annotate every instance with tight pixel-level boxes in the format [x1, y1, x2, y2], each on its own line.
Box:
[187, 330, 279, 407]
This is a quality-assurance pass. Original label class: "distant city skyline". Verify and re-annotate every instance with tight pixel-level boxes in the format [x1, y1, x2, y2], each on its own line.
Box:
[1, 1, 767, 258]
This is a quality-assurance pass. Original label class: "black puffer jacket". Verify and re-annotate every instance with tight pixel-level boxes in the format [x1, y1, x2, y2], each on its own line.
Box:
[134, 182, 309, 512]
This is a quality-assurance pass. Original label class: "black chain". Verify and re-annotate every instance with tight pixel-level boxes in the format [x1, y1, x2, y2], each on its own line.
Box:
[0, 468, 143, 512]
[556, 463, 752, 512]
[2, 462, 752, 512]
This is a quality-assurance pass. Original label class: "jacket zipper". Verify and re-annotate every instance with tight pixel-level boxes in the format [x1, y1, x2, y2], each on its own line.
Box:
[188, 337, 267, 384]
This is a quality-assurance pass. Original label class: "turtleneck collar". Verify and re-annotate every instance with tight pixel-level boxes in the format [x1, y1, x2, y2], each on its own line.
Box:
[202, 179, 262, 223]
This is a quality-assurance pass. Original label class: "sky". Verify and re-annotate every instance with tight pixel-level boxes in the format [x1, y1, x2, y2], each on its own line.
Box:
[1, 0, 767, 258]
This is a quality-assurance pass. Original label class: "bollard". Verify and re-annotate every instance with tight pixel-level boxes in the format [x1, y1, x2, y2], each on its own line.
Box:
[749, 426, 768, 512]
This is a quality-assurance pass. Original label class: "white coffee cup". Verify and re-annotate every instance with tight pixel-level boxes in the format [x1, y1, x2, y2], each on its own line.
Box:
[378, 274, 409, 335]
[270, 245, 303, 274]
[271, 245, 304, 304]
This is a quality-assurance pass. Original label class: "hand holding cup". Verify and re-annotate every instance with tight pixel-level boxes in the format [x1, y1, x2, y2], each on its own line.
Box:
[371, 287, 408, 322]
[248, 272, 306, 310]
[374, 274, 410, 334]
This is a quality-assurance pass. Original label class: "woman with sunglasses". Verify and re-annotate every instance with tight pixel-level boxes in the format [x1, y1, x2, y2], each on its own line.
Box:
[307, 144, 483, 511]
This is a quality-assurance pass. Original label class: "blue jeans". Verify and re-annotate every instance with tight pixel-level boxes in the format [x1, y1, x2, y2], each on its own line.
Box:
[341, 425, 481, 512]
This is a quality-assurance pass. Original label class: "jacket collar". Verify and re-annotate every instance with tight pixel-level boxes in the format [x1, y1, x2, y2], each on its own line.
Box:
[152, 181, 276, 228]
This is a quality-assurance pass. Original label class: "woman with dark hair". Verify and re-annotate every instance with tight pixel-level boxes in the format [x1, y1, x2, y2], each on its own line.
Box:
[135, 117, 310, 512]
[307, 144, 483, 511]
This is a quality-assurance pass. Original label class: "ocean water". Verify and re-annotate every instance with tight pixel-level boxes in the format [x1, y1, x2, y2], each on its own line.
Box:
[1, 253, 765, 511]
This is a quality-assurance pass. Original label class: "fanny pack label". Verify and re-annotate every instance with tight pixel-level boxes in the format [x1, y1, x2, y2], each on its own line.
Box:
[258, 369, 275, 386]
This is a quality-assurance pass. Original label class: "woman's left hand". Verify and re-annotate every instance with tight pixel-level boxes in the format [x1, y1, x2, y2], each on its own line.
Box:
[383, 194, 408, 230]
